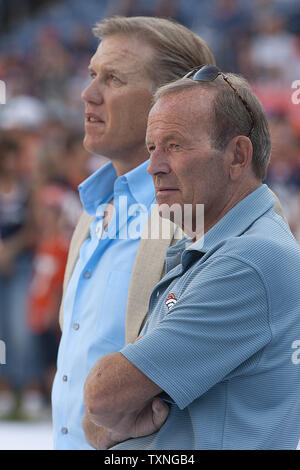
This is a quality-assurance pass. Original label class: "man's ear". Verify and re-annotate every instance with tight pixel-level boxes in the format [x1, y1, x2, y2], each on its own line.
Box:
[225, 135, 253, 181]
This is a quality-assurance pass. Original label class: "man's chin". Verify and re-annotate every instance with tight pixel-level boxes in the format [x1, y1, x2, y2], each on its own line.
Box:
[157, 201, 183, 225]
[83, 136, 106, 156]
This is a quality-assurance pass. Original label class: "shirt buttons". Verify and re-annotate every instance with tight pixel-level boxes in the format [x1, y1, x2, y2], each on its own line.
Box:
[84, 271, 91, 279]
[61, 427, 68, 435]
[62, 375, 68, 382]
[73, 323, 80, 331]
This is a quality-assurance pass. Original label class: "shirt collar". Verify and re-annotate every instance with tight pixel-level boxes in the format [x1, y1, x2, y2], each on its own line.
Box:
[78, 159, 155, 216]
[116, 159, 155, 208]
[182, 184, 275, 266]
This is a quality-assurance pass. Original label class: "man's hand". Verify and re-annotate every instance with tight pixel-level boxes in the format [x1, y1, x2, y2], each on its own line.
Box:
[83, 396, 169, 449]
[82, 411, 125, 450]
[131, 396, 170, 438]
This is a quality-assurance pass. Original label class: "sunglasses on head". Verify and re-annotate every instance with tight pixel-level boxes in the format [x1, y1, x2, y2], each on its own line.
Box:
[183, 65, 255, 138]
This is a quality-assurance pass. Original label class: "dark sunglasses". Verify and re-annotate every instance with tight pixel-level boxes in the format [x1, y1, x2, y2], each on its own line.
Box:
[183, 65, 255, 138]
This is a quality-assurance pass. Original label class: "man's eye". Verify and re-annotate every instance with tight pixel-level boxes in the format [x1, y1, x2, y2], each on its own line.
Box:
[170, 144, 180, 150]
[147, 145, 155, 153]
[110, 75, 122, 85]
[89, 72, 96, 80]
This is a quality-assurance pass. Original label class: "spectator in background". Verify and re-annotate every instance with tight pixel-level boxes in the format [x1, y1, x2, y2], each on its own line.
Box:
[32, 27, 71, 102]
[27, 184, 70, 407]
[190, 0, 250, 73]
[249, 12, 298, 84]
[0, 135, 38, 419]
[58, 133, 91, 192]
[209, 0, 249, 71]
[67, 24, 96, 72]
[266, 113, 300, 242]
[0, 110, 96, 420]
[35, 132, 89, 236]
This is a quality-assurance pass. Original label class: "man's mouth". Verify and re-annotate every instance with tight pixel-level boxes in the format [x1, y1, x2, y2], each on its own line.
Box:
[85, 113, 105, 124]
[156, 187, 178, 193]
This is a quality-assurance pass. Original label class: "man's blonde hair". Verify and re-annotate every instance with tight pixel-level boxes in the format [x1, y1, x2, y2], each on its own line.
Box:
[93, 16, 215, 88]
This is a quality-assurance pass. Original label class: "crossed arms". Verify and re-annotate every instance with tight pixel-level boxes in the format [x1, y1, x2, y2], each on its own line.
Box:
[83, 255, 271, 449]
[83, 352, 169, 449]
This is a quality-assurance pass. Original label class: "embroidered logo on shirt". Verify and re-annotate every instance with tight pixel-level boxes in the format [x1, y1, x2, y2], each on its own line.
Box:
[165, 293, 177, 311]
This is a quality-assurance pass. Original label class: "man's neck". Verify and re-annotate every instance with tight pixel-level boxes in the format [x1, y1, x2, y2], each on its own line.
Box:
[188, 182, 262, 241]
[110, 148, 148, 177]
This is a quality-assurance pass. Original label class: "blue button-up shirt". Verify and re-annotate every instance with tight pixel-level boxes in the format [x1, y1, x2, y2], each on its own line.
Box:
[52, 160, 155, 450]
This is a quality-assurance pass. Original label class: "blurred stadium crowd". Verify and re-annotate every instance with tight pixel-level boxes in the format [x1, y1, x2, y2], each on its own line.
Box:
[0, 0, 299, 421]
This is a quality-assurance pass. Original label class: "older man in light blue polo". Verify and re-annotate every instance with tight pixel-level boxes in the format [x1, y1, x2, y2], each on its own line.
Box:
[83, 66, 300, 450]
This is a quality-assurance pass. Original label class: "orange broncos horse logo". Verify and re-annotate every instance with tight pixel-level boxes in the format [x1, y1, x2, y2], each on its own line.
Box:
[165, 293, 177, 311]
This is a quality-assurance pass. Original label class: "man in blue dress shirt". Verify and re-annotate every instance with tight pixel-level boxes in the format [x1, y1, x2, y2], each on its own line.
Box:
[83, 67, 300, 449]
[51, 17, 216, 449]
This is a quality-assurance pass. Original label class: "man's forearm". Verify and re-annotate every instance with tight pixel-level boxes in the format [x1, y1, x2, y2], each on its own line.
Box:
[84, 353, 162, 425]
[83, 353, 168, 444]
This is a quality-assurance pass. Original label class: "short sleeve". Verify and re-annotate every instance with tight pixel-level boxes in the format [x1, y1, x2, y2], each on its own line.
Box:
[121, 255, 271, 410]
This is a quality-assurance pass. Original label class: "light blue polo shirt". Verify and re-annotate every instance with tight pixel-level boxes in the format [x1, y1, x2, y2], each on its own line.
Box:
[117, 185, 300, 450]
[52, 159, 155, 450]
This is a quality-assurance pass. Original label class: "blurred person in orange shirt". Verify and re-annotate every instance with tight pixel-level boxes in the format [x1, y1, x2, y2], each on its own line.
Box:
[26, 184, 71, 407]
[28, 184, 70, 335]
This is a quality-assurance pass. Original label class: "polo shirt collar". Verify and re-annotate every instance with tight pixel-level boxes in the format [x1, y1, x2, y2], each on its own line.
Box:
[78, 159, 154, 216]
[183, 184, 275, 265]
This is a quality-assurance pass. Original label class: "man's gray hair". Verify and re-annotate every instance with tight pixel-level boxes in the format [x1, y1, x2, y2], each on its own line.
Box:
[93, 16, 215, 88]
[154, 74, 271, 180]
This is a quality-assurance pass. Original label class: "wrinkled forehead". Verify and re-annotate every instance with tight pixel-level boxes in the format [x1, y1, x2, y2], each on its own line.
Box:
[148, 87, 216, 136]
[90, 34, 155, 78]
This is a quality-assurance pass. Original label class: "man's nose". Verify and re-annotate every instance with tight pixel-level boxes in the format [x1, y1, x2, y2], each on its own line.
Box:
[81, 79, 103, 105]
[147, 148, 170, 176]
